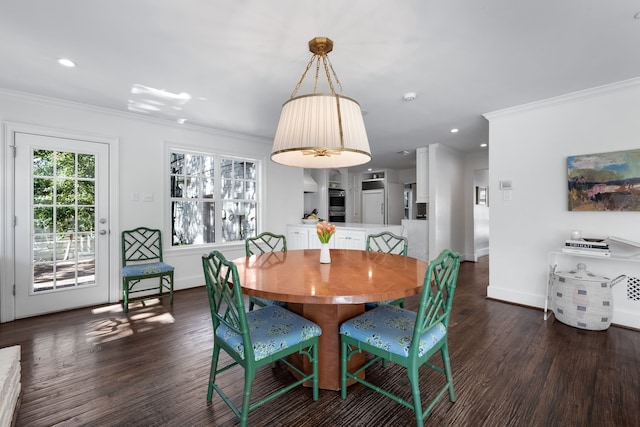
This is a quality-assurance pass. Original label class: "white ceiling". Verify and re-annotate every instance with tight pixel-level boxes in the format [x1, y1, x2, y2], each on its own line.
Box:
[2, 1, 640, 172]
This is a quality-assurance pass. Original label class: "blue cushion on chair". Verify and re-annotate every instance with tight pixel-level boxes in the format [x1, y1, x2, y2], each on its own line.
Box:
[340, 304, 446, 358]
[122, 262, 174, 277]
[252, 296, 287, 308]
[364, 299, 397, 310]
[217, 305, 322, 361]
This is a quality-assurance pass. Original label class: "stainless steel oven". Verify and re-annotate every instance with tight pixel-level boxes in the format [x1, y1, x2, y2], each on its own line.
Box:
[328, 189, 346, 223]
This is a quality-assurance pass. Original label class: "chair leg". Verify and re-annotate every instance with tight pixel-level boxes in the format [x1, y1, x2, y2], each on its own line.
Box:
[169, 272, 174, 305]
[207, 345, 221, 403]
[340, 341, 348, 399]
[408, 365, 424, 427]
[123, 279, 129, 313]
[442, 344, 456, 402]
[240, 369, 255, 427]
[312, 341, 319, 401]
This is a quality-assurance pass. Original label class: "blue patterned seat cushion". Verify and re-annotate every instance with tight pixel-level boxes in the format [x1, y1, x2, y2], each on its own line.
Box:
[340, 304, 446, 358]
[365, 299, 400, 310]
[217, 305, 322, 361]
[252, 296, 287, 308]
[122, 262, 174, 277]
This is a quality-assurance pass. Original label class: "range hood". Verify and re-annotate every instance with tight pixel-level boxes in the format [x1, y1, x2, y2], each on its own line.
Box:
[303, 170, 319, 193]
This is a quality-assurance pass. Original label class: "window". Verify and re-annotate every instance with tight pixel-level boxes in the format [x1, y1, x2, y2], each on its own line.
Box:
[169, 151, 258, 246]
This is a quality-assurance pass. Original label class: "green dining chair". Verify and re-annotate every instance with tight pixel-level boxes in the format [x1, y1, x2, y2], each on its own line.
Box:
[365, 231, 409, 309]
[121, 227, 174, 313]
[202, 250, 322, 427]
[245, 232, 288, 311]
[340, 249, 460, 427]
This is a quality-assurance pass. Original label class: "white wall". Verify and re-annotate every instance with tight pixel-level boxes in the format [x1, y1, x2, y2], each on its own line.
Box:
[485, 77, 640, 329]
[0, 90, 301, 320]
[428, 143, 466, 260]
[398, 168, 416, 184]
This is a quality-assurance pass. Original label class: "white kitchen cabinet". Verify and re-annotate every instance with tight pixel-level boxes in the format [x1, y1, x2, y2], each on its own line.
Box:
[287, 224, 402, 251]
[416, 147, 429, 203]
[287, 226, 309, 250]
[334, 229, 366, 250]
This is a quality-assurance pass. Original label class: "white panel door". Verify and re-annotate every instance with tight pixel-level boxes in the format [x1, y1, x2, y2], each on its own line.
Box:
[362, 189, 384, 224]
[14, 132, 110, 318]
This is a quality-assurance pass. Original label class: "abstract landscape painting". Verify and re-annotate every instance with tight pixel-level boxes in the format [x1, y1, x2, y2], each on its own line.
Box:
[568, 148, 640, 211]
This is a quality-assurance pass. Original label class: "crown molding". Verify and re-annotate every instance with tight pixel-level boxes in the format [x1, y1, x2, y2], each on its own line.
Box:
[483, 77, 640, 121]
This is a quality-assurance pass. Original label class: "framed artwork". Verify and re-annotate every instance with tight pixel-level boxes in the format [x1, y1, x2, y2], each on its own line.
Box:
[476, 186, 487, 205]
[568, 148, 640, 211]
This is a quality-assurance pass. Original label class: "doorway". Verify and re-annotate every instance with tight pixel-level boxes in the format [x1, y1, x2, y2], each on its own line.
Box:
[473, 168, 490, 260]
[6, 128, 116, 319]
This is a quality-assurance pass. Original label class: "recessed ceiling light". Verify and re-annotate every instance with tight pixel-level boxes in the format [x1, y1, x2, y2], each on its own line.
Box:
[397, 150, 410, 156]
[450, 128, 459, 133]
[367, 168, 372, 171]
[57, 58, 76, 67]
[635, 10, 640, 19]
[481, 143, 488, 148]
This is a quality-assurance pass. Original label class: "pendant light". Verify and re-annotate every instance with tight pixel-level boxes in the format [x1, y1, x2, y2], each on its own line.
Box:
[271, 37, 371, 169]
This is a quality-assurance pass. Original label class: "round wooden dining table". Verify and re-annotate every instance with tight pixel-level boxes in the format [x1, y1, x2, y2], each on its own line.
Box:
[231, 248, 428, 391]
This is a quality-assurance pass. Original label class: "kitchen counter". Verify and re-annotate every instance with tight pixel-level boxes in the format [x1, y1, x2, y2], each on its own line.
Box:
[287, 223, 403, 250]
[293, 222, 404, 230]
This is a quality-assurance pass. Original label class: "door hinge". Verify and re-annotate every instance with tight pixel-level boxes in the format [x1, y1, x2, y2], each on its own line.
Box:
[10, 145, 16, 158]
[13, 216, 17, 227]
[13, 284, 16, 296]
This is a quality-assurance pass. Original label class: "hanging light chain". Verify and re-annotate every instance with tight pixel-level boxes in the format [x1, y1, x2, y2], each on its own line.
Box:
[324, 55, 343, 95]
[289, 38, 344, 98]
[290, 53, 317, 98]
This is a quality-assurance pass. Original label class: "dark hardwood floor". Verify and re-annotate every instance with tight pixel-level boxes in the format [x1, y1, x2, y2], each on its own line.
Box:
[2, 256, 639, 426]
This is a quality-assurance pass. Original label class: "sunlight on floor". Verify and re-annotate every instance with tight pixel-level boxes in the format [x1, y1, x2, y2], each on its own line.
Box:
[87, 300, 175, 344]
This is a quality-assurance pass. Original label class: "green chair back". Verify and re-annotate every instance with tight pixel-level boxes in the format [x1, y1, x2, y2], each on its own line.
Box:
[366, 231, 408, 256]
[245, 232, 287, 310]
[413, 249, 459, 343]
[245, 231, 287, 255]
[340, 249, 461, 427]
[202, 250, 250, 355]
[365, 231, 409, 308]
[121, 227, 174, 313]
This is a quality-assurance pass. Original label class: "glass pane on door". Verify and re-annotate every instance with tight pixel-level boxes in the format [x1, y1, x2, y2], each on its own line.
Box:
[31, 149, 96, 293]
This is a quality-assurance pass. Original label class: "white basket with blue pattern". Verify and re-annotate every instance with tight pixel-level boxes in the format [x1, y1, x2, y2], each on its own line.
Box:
[549, 263, 624, 330]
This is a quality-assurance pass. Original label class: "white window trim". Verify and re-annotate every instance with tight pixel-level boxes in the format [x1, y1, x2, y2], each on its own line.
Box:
[164, 143, 262, 252]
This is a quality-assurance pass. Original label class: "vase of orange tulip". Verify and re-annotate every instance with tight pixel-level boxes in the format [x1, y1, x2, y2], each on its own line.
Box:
[317, 221, 336, 264]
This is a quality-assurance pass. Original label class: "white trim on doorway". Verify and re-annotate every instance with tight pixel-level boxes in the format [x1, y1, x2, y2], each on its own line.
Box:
[1, 122, 120, 322]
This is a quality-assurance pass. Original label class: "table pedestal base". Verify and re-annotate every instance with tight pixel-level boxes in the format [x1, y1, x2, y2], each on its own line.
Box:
[287, 303, 365, 391]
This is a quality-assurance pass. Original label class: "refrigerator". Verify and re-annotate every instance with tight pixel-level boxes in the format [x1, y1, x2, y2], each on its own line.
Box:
[362, 183, 404, 225]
